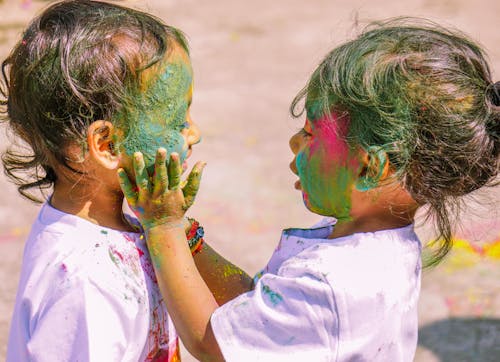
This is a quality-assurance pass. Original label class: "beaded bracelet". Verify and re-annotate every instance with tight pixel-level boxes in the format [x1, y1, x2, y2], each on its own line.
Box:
[186, 218, 205, 255]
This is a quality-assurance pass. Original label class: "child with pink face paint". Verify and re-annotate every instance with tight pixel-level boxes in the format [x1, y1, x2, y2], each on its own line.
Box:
[119, 19, 500, 362]
[2, 1, 252, 361]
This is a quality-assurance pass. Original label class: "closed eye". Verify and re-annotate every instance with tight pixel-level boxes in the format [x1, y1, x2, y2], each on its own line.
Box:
[299, 128, 312, 137]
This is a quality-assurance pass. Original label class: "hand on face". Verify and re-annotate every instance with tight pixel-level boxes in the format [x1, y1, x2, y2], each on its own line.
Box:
[117, 148, 206, 231]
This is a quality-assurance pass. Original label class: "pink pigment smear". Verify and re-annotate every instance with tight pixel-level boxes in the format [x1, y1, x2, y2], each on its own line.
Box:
[123, 234, 136, 243]
[308, 112, 352, 164]
[21, 0, 32, 10]
[112, 249, 124, 262]
[136, 247, 145, 257]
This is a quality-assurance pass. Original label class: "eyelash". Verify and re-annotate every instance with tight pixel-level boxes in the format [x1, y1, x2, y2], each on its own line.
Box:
[299, 128, 312, 137]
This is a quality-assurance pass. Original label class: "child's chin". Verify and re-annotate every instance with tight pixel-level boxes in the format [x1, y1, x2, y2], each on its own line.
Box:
[302, 197, 334, 217]
[301, 193, 314, 212]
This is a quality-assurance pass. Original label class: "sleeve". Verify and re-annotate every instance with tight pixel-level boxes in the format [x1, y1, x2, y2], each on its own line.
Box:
[210, 271, 339, 362]
[27, 279, 135, 362]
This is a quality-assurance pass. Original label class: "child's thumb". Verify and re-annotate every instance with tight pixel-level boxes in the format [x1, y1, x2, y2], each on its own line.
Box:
[183, 161, 207, 209]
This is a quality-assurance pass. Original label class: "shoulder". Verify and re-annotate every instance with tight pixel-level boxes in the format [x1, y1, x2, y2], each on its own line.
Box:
[9, 237, 149, 361]
[277, 225, 421, 303]
[211, 271, 338, 361]
[8, 275, 145, 362]
[17, 206, 148, 321]
[211, 226, 421, 361]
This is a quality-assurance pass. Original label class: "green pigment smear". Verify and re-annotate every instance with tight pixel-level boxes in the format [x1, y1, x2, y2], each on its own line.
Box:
[223, 264, 244, 278]
[297, 151, 354, 218]
[261, 283, 283, 306]
[119, 60, 192, 167]
[305, 98, 324, 121]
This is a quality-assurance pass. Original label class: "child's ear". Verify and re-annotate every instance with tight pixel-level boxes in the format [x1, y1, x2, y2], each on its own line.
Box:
[87, 120, 120, 169]
[355, 146, 390, 191]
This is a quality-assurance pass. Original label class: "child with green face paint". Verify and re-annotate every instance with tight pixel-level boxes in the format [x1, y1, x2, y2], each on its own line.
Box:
[120, 19, 500, 362]
[2, 1, 252, 361]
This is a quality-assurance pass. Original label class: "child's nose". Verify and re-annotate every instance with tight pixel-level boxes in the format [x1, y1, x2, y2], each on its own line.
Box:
[187, 120, 201, 146]
[289, 132, 301, 154]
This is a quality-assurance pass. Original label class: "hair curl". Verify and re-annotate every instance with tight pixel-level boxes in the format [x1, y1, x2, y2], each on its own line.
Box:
[292, 18, 500, 266]
[0, 0, 188, 202]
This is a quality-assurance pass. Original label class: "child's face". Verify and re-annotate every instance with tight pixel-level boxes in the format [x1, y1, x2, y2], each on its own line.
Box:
[289, 111, 362, 219]
[118, 47, 200, 172]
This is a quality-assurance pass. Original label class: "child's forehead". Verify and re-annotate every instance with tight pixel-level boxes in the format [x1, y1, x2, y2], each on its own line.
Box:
[304, 80, 334, 121]
[140, 44, 193, 89]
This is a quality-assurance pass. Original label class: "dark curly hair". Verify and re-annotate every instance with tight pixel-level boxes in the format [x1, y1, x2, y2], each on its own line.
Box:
[292, 18, 500, 265]
[0, 0, 188, 202]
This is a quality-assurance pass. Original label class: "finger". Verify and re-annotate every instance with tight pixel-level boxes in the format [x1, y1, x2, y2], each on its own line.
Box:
[182, 161, 206, 209]
[133, 152, 149, 192]
[153, 148, 168, 197]
[117, 168, 138, 206]
[168, 152, 182, 190]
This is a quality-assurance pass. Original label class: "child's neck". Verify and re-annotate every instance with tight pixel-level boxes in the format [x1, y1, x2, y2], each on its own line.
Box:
[330, 213, 414, 239]
[51, 180, 136, 232]
[329, 185, 418, 239]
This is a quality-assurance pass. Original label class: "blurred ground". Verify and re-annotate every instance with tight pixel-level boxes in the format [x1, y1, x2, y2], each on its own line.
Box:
[0, 0, 499, 361]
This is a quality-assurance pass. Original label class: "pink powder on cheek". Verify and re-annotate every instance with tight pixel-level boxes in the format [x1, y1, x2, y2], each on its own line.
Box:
[308, 112, 352, 166]
[298, 112, 362, 217]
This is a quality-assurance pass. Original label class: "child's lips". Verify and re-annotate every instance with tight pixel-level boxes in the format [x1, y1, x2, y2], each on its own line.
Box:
[290, 160, 301, 190]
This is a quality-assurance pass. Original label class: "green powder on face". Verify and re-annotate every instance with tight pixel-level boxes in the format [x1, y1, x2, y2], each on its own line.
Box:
[118, 60, 192, 166]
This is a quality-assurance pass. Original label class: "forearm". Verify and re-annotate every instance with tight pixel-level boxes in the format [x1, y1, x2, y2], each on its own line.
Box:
[146, 225, 224, 361]
[194, 242, 253, 305]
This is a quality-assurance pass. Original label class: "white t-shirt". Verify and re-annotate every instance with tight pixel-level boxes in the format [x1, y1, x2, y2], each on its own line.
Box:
[211, 219, 421, 362]
[7, 203, 179, 362]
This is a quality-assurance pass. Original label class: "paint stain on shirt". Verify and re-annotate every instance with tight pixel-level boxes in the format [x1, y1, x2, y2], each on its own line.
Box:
[261, 283, 283, 306]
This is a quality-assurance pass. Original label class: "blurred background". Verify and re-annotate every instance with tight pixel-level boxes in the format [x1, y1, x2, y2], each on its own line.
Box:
[0, 0, 498, 361]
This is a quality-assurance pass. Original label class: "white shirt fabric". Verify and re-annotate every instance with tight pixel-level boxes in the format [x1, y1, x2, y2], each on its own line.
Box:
[7, 202, 179, 362]
[211, 219, 421, 362]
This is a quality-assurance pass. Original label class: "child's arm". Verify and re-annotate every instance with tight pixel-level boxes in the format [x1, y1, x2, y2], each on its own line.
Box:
[194, 243, 254, 305]
[118, 148, 238, 360]
[173, 216, 253, 305]
[145, 222, 223, 361]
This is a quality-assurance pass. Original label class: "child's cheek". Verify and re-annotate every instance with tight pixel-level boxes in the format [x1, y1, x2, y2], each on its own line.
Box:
[297, 141, 356, 218]
[122, 125, 187, 169]
[295, 147, 331, 215]
[162, 130, 188, 161]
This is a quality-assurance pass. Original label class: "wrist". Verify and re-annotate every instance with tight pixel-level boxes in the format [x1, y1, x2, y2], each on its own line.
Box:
[186, 217, 205, 255]
[144, 218, 185, 235]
